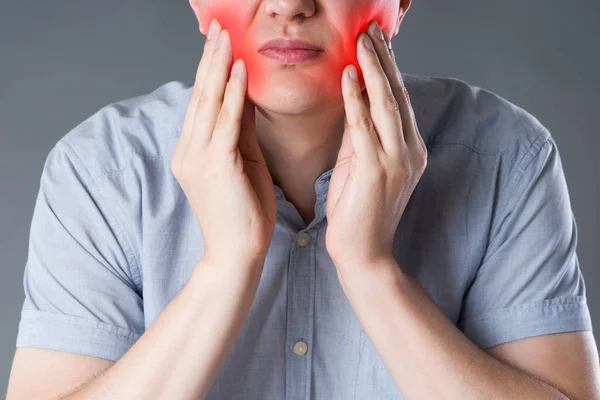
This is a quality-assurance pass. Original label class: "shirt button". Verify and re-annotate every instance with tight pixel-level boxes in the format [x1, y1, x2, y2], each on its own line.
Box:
[296, 232, 310, 247]
[293, 340, 308, 355]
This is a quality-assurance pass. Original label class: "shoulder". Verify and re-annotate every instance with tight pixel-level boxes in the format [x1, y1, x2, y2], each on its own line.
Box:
[402, 72, 551, 168]
[56, 80, 192, 182]
[38, 81, 193, 285]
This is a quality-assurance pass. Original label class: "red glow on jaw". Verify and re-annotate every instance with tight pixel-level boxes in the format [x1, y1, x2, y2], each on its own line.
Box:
[202, 4, 394, 101]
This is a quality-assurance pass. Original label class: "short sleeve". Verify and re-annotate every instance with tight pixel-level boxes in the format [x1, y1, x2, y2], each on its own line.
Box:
[15, 140, 144, 361]
[457, 133, 593, 349]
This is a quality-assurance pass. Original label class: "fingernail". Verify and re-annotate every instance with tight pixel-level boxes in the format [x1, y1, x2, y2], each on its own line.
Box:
[231, 59, 243, 77]
[214, 30, 228, 50]
[362, 33, 375, 52]
[369, 21, 384, 42]
[347, 65, 358, 81]
[207, 18, 220, 41]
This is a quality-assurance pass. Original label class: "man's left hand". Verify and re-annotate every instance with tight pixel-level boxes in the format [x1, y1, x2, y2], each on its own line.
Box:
[325, 20, 427, 274]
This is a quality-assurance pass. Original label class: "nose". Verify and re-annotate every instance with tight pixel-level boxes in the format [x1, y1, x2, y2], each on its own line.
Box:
[263, 0, 316, 20]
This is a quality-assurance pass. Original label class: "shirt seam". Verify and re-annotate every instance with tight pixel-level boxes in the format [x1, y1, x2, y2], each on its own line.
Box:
[83, 91, 182, 181]
[457, 295, 587, 325]
[485, 127, 551, 249]
[57, 140, 143, 292]
[426, 141, 517, 165]
[21, 309, 143, 339]
[354, 331, 367, 399]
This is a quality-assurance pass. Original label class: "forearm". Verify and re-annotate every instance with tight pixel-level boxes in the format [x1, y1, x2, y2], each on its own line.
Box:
[337, 258, 570, 400]
[62, 257, 263, 400]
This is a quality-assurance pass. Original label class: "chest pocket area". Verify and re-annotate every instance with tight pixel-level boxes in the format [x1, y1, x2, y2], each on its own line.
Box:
[354, 330, 405, 400]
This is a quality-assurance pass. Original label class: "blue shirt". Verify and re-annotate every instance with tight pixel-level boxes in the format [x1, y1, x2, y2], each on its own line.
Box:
[15, 74, 592, 399]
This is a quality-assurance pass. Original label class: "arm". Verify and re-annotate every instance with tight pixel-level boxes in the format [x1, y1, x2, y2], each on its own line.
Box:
[326, 19, 597, 399]
[7, 257, 264, 400]
[338, 257, 600, 400]
[486, 329, 600, 400]
[6, 349, 115, 400]
[10, 20, 274, 400]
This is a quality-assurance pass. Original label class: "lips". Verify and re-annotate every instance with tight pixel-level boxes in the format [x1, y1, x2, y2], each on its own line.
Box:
[259, 38, 323, 52]
[258, 38, 324, 64]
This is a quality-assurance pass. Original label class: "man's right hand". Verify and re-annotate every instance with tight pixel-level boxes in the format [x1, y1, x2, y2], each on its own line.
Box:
[170, 19, 277, 269]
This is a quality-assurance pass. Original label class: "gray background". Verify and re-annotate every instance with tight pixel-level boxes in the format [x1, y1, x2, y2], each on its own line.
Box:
[1, 0, 598, 394]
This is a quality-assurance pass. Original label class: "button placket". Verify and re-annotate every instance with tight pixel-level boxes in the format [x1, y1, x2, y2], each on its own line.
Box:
[285, 229, 315, 399]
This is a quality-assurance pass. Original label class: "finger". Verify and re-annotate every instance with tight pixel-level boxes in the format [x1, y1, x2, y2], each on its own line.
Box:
[357, 29, 404, 157]
[212, 59, 248, 154]
[176, 19, 222, 158]
[188, 29, 233, 150]
[372, 22, 423, 154]
[237, 99, 264, 166]
[341, 63, 379, 162]
[195, 19, 222, 88]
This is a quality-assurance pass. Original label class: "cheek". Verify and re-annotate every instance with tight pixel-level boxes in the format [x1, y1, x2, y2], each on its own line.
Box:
[201, 3, 397, 100]
[201, 4, 268, 99]
[332, 2, 398, 93]
[200, 3, 251, 75]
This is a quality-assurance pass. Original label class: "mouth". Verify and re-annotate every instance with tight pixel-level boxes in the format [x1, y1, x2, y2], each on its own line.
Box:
[258, 38, 324, 64]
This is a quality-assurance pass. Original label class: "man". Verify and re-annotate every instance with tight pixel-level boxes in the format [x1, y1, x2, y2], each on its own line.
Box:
[7, 0, 600, 399]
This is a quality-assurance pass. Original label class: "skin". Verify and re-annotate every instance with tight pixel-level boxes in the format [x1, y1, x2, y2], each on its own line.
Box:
[6, 1, 600, 399]
[189, 0, 406, 224]
[184, 2, 600, 399]
[194, 0, 400, 111]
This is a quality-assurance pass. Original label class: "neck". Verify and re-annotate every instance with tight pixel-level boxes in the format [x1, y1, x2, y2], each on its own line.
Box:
[255, 102, 345, 223]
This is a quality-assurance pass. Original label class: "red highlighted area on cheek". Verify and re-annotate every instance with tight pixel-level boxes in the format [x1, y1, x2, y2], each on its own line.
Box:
[333, 4, 396, 95]
[202, 5, 266, 99]
[202, 4, 395, 100]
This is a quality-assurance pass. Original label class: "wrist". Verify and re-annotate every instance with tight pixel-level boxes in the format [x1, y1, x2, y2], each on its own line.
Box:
[335, 256, 402, 292]
[193, 255, 265, 287]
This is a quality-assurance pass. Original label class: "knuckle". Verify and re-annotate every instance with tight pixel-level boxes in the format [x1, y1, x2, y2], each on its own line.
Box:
[365, 55, 378, 69]
[197, 91, 212, 108]
[397, 157, 412, 179]
[349, 85, 363, 101]
[217, 106, 231, 125]
[401, 84, 410, 101]
[401, 153, 412, 170]
[229, 111, 243, 127]
[217, 105, 240, 128]
[354, 114, 373, 131]
[383, 93, 400, 114]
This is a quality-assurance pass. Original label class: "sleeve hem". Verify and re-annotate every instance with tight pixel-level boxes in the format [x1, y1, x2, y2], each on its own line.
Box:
[457, 296, 593, 349]
[15, 309, 142, 361]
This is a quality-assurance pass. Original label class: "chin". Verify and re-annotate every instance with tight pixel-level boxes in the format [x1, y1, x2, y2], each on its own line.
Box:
[247, 68, 343, 116]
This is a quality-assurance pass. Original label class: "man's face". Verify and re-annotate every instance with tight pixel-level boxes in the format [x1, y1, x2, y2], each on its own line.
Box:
[192, 0, 401, 115]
